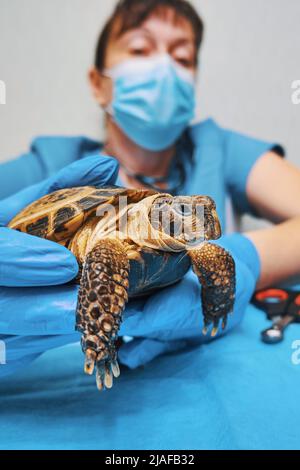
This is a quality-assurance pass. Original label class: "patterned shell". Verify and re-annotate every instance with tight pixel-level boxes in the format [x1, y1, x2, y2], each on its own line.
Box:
[8, 186, 157, 244]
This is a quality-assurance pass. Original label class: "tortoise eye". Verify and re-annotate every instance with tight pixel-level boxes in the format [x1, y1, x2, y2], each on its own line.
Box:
[155, 196, 171, 207]
[173, 203, 193, 216]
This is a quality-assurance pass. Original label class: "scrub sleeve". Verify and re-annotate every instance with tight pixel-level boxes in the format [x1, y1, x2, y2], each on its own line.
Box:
[185, 119, 284, 231]
[0, 136, 100, 199]
[223, 128, 285, 215]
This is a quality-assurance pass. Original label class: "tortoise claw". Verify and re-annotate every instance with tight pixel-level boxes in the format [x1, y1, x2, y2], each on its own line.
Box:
[84, 349, 96, 375]
[202, 326, 209, 336]
[222, 315, 228, 330]
[203, 315, 229, 337]
[96, 365, 106, 391]
[210, 315, 229, 337]
[190, 242, 235, 338]
[81, 333, 120, 391]
[104, 363, 113, 389]
[77, 239, 129, 391]
[96, 358, 117, 391]
[211, 325, 219, 337]
[111, 360, 120, 378]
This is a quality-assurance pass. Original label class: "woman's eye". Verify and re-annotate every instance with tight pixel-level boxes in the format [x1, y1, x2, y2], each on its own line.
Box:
[175, 57, 193, 68]
[130, 48, 152, 58]
[130, 48, 146, 55]
[129, 44, 151, 56]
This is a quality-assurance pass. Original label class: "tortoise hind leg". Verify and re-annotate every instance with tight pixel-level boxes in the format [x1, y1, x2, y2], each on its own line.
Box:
[189, 243, 235, 337]
[76, 239, 129, 391]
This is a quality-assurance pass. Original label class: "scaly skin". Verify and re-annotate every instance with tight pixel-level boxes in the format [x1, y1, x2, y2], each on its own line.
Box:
[189, 243, 236, 336]
[8, 185, 237, 391]
[76, 239, 130, 390]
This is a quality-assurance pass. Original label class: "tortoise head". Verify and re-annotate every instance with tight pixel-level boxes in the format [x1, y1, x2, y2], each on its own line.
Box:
[127, 193, 221, 252]
[148, 194, 221, 251]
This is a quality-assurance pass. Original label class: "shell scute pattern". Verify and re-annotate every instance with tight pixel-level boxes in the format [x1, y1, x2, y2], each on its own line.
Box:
[26, 216, 50, 238]
[7, 184, 236, 391]
[8, 186, 138, 242]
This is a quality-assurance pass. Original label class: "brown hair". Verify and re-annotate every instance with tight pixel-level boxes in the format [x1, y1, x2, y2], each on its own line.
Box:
[95, 0, 204, 71]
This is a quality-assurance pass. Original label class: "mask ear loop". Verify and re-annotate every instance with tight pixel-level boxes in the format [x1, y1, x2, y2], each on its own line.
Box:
[100, 70, 115, 117]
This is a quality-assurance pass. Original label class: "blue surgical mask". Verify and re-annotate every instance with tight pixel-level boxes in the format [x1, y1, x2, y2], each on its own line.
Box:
[104, 54, 196, 151]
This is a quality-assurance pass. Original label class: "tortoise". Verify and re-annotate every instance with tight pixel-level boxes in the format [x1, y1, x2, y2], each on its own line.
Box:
[8, 186, 235, 390]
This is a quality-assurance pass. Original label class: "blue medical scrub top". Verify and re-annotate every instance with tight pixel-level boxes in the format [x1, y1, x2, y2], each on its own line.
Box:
[1, 119, 291, 450]
[0, 118, 282, 231]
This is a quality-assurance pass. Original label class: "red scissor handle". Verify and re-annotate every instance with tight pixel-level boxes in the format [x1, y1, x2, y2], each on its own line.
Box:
[255, 288, 289, 303]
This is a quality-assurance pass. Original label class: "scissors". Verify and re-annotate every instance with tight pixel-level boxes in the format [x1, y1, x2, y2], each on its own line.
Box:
[252, 288, 300, 344]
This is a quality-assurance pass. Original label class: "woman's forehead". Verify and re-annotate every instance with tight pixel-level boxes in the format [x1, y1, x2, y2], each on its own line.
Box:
[111, 8, 195, 45]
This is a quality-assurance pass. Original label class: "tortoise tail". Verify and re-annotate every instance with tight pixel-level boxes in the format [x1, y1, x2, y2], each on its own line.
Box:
[76, 239, 129, 391]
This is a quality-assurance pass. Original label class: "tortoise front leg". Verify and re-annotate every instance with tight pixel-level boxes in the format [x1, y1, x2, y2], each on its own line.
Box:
[189, 243, 235, 337]
[76, 239, 129, 391]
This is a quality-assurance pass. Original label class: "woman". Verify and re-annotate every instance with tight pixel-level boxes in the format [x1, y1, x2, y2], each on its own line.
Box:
[1, 0, 300, 374]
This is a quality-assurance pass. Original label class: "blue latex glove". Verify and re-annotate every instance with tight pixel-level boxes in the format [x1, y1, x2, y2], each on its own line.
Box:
[0, 222, 260, 374]
[0, 154, 119, 287]
[119, 233, 261, 368]
[0, 154, 118, 374]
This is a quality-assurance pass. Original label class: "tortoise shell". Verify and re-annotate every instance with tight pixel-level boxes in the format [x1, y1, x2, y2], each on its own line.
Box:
[9, 186, 156, 244]
[9, 185, 191, 295]
[8, 186, 235, 392]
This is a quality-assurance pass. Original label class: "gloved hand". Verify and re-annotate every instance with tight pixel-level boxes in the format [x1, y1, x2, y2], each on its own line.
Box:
[119, 233, 261, 368]
[0, 216, 260, 374]
[0, 154, 119, 287]
[0, 154, 119, 375]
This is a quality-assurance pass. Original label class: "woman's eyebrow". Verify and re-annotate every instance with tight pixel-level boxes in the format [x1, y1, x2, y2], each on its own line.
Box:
[115, 27, 156, 48]
[117, 27, 194, 51]
[141, 27, 194, 46]
[118, 28, 155, 42]
[170, 37, 194, 49]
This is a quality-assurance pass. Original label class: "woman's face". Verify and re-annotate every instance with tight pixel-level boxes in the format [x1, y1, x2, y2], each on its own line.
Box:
[89, 9, 197, 107]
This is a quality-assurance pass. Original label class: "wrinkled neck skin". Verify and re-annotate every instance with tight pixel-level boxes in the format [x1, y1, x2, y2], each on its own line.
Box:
[102, 117, 176, 189]
[70, 194, 207, 261]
